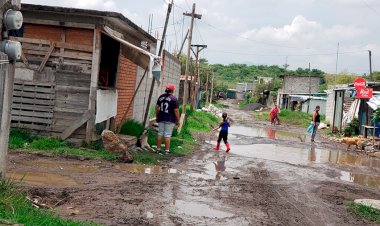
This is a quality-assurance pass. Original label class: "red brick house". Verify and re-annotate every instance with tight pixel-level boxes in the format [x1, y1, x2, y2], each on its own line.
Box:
[10, 4, 157, 143]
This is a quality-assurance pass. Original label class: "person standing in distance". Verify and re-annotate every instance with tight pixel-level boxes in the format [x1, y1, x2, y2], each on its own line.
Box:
[311, 105, 321, 144]
[155, 84, 180, 154]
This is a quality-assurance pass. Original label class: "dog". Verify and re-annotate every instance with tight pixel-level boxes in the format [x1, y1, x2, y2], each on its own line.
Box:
[136, 130, 155, 152]
[341, 137, 366, 151]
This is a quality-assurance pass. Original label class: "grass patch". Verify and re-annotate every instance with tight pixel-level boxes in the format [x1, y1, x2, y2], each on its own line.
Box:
[120, 119, 145, 137]
[0, 178, 97, 226]
[254, 109, 325, 128]
[346, 201, 380, 223]
[9, 109, 218, 165]
[8, 128, 118, 161]
[213, 102, 229, 109]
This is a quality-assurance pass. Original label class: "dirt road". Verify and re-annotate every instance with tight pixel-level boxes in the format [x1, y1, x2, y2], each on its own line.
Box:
[6, 103, 380, 225]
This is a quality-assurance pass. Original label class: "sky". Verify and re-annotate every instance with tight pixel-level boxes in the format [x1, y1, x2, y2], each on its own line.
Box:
[22, 0, 380, 75]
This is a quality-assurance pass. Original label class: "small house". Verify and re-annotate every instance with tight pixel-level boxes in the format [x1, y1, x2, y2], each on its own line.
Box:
[10, 4, 180, 143]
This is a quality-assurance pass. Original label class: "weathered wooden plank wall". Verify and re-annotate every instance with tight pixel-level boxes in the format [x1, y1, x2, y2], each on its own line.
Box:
[11, 23, 94, 142]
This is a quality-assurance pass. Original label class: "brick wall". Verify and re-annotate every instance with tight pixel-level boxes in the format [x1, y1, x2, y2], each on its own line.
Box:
[115, 54, 137, 128]
[283, 76, 320, 94]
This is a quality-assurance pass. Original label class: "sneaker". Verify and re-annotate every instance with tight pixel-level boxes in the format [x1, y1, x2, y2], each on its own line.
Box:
[165, 150, 170, 155]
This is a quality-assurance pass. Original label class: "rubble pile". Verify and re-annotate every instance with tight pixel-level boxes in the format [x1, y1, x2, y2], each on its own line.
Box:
[201, 104, 223, 117]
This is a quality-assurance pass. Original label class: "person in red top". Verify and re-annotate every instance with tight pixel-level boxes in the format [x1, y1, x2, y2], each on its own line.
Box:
[269, 104, 281, 125]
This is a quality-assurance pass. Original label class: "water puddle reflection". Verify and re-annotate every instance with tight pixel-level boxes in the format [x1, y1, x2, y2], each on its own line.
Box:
[6, 172, 79, 186]
[340, 171, 380, 188]
[232, 143, 380, 168]
[174, 200, 233, 218]
[229, 125, 306, 142]
[23, 160, 98, 173]
[117, 164, 178, 175]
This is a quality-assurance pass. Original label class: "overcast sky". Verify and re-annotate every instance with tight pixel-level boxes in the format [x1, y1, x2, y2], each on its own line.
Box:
[23, 0, 380, 74]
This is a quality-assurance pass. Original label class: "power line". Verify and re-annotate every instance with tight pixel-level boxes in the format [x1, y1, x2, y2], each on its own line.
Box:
[207, 49, 367, 57]
[362, 0, 380, 17]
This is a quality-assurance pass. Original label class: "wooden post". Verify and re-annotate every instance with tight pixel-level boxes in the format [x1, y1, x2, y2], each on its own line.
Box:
[190, 44, 207, 110]
[0, 55, 12, 178]
[210, 73, 214, 105]
[142, 2, 173, 127]
[86, 28, 101, 142]
[182, 3, 202, 114]
[205, 70, 209, 105]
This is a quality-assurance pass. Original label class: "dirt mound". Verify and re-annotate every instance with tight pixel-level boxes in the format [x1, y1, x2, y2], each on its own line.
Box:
[243, 103, 265, 111]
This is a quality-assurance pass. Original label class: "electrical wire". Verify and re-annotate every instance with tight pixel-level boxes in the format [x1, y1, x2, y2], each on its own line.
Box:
[362, 0, 380, 17]
[207, 49, 368, 57]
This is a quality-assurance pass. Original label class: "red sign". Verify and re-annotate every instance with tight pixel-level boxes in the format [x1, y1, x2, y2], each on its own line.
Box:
[356, 87, 373, 99]
[354, 78, 367, 89]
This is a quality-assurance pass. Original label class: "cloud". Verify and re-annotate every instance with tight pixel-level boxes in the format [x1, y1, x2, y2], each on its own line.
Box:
[239, 15, 368, 47]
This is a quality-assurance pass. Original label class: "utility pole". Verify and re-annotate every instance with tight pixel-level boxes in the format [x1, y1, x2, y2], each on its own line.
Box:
[142, 1, 172, 127]
[0, 0, 23, 178]
[369, 50, 373, 80]
[190, 44, 207, 110]
[205, 70, 209, 105]
[182, 3, 201, 113]
[308, 62, 311, 113]
[177, 29, 189, 59]
[209, 73, 214, 105]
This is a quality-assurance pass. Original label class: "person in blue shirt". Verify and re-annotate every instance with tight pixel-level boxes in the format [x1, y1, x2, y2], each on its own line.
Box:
[212, 112, 231, 152]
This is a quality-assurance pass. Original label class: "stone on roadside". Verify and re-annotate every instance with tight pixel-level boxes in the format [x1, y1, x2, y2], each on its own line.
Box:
[101, 130, 133, 163]
[354, 199, 380, 210]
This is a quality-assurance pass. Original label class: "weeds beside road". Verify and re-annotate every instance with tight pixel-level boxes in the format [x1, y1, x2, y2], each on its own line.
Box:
[9, 108, 219, 165]
[0, 178, 97, 226]
[254, 109, 326, 128]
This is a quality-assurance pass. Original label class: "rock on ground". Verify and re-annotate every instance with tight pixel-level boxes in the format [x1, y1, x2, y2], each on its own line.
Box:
[101, 130, 133, 163]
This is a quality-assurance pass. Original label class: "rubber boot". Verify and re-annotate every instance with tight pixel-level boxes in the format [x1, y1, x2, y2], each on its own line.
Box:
[226, 143, 231, 152]
[214, 142, 220, 151]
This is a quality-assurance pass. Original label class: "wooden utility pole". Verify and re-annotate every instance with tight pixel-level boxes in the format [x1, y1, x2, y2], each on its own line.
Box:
[182, 3, 201, 113]
[209, 73, 214, 105]
[0, 54, 11, 178]
[190, 44, 207, 110]
[143, 1, 173, 127]
[369, 50, 373, 80]
[205, 70, 209, 105]
[177, 29, 189, 59]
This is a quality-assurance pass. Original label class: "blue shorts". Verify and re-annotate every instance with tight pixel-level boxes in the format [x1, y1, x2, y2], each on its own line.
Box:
[158, 122, 175, 138]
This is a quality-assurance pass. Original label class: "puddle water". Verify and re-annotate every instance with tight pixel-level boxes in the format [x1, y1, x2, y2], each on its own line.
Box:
[6, 172, 79, 186]
[227, 125, 306, 142]
[117, 164, 178, 175]
[232, 143, 380, 168]
[175, 200, 234, 218]
[340, 171, 380, 188]
[23, 160, 98, 173]
[231, 143, 380, 188]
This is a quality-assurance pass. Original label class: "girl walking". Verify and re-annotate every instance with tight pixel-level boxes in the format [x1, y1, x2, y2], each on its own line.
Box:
[311, 106, 321, 143]
[213, 112, 231, 152]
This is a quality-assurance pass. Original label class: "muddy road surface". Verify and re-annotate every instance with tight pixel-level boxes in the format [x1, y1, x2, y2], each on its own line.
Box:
[6, 104, 380, 225]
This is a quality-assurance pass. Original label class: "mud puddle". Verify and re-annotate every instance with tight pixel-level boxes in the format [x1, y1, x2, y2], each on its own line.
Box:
[229, 125, 306, 142]
[230, 143, 380, 188]
[117, 164, 178, 174]
[6, 172, 79, 187]
[174, 200, 234, 218]
[340, 171, 380, 188]
[22, 160, 98, 173]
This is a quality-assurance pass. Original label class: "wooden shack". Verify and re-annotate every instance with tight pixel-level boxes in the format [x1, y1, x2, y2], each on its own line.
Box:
[10, 4, 157, 143]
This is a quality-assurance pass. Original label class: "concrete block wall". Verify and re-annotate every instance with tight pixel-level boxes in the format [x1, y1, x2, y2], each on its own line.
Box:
[132, 66, 154, 125]
[115, 54, 137, 128]
[325, 91, 335, 124]
[283, 76, 320, 94]
[131, 51, 181, 126]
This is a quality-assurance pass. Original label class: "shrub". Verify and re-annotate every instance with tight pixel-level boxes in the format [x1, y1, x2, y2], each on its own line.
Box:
[29, 138, 65, 150]
[120, 120, 145, 137]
